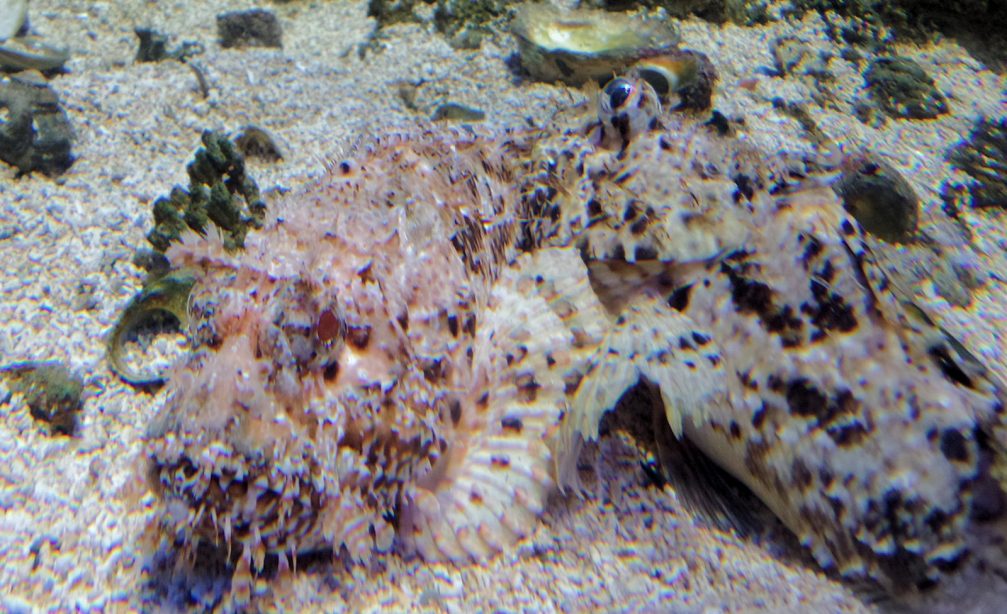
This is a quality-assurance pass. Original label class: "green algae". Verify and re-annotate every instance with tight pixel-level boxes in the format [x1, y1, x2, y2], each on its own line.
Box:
[147, 130, 266, 253]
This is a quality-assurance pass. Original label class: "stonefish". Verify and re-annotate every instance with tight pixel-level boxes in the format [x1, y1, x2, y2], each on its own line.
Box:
[146, 76, 1007, 597]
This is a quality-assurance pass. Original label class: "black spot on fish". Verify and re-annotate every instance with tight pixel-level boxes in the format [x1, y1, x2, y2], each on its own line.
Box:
[635, 245, 658, 261]
[501, 416, 523, 433]
[940, 429, 969, 462]
[732, 173, 755, 201]
[668, 285, 692, 312]
[808, 280, 858, 333]
[724, 264, 773, 317]
[929, 344, 974, 389]
[785, 378, 828, 418]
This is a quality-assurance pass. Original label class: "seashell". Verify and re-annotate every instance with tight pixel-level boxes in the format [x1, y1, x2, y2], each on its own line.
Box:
[107, 270, 196, 386]
[0, 35, 70, 72]
[629, 49, 717, 111]
[511, 4, 679, 86]
[0, 0, 27, 41]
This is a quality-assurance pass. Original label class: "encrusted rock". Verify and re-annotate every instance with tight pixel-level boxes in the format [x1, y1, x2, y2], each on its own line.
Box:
[0, 73, 74, 175]
[833, 156, 919, 243]
[217, 9, 283, 49]
[586, 0, 771, 26]
[0, 361, 84, 436]
[863, 56, 948, 120]
[949, 116, 1007, 209]
[234, 125, 283, 162]
[367, 0, 514, 48]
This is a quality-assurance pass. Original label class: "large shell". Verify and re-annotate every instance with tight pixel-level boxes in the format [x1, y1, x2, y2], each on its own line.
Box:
[512, 4, 679, 85]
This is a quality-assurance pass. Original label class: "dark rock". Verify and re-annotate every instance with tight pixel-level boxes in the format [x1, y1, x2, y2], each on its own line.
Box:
[0, 75, 73, 175]
[217, 9, 283, 49]
[430, 102, 486, 122]
[135, 27, 171, 62]
[234, 125, 283, 162]
[864, 57, 948, 120]
[0, 361, 84, 436]
[134, 27, 204, 63]
[833, 156, 919, 243]
[949, 117, 1007, 209]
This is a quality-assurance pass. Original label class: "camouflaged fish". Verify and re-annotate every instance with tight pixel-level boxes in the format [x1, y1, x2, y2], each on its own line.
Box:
[533, 78, 1007, 590]
[147, 128, 580, 601]
[145, 74, 1007, 600]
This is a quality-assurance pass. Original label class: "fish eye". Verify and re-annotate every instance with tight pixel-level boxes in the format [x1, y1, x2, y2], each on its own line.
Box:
[597, 77, 662, 149]
[604, 78, 635, 111]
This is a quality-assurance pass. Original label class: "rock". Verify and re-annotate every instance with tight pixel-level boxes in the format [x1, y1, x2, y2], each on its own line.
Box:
[433, 0, 512, 49]
[367, 0, 514, 48]
[0, 73, 74, 175]
[430, 102, 486, 122]
[134, 28, 202, 63]
[217, 9, 283, 49]
[134, 27, 171, 62]
[588, 0, 771, 26]
[771, 36, 832, 79]
[0, 361, 84, 436]
[949, 116, 1007, 209]
[833, 156, 919, 243]
[863, 56, 948, 120]
[234, 125, 283, 162]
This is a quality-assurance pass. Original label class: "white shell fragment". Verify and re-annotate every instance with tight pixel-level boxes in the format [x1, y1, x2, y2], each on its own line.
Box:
[512, 4, 679, 85]
[0, 0, 27, 41]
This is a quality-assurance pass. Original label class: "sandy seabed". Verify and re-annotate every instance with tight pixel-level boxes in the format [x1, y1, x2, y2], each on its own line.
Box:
[1, 0, 1006, 611]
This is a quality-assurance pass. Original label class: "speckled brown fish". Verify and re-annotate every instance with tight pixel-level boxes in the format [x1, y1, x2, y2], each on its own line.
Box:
[536, 77, 1007, 591]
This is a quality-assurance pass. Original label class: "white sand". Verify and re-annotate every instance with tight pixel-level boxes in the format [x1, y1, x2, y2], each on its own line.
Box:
[1, 0, 1005, 611]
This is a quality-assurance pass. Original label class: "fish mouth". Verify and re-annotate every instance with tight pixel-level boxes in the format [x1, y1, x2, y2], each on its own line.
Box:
[149, 441, 327, 568]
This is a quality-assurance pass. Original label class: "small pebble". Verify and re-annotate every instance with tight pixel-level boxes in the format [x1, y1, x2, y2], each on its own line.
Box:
[217, 9, 283, 49]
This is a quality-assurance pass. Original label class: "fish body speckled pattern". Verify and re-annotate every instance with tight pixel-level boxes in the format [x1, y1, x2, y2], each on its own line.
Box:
[146, 76, 1007, 600]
